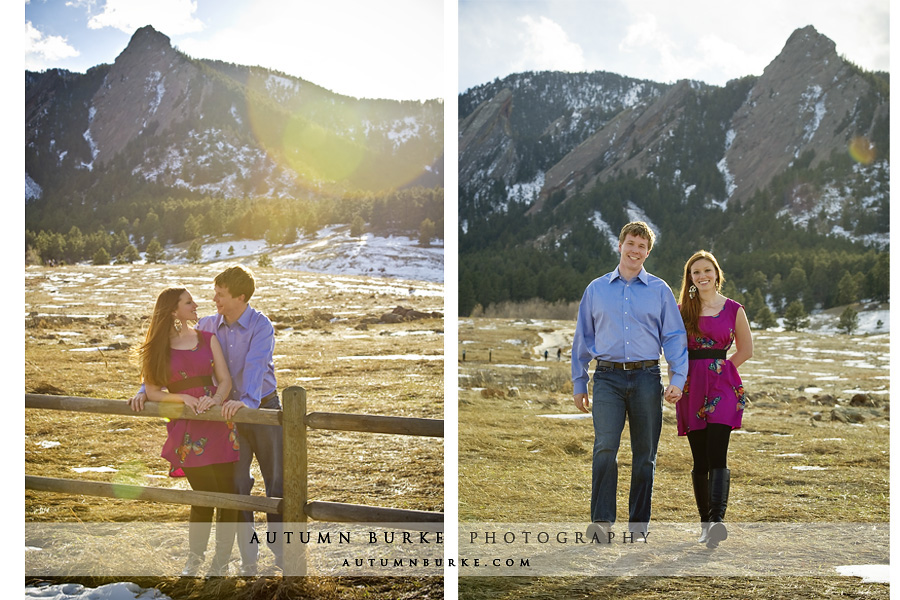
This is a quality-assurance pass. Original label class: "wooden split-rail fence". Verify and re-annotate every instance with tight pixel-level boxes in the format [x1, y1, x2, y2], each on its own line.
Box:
[25, 386, 443, 575]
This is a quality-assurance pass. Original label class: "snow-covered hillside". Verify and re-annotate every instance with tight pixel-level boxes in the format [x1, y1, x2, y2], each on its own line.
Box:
[164, 224, 443, 284]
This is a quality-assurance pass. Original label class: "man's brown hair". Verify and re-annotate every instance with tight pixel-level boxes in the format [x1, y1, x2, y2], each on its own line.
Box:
[214, 265, 256, 301]
[618, 221, 656, 251]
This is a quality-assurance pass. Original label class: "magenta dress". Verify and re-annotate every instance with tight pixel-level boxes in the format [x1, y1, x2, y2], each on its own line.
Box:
[676, 298, 747, 436]
[160, 330, 240, 469]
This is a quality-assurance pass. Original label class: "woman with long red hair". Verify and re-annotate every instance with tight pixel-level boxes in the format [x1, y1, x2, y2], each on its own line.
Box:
[131, 287, 240, 576]
[676, 251, 753, 549]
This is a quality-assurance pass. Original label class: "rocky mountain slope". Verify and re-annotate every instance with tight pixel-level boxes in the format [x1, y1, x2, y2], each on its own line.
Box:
[26, 26, 443, 206]
[458, 26, 888, 242]
[457, 26, 889, 315]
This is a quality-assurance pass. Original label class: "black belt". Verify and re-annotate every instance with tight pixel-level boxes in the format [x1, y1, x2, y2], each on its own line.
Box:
[167, 375, 213, 393]
[596, 359, 658, 371]
[688, 349, 727, 360]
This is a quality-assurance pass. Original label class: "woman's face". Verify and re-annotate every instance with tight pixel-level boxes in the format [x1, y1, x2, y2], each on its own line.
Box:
[172, 291, 199, 323]
[690, 258, 719, 293]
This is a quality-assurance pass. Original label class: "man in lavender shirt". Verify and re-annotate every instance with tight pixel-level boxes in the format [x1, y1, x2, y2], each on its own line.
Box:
[132, 265, 282, 575]
[572, 222, 688, 539]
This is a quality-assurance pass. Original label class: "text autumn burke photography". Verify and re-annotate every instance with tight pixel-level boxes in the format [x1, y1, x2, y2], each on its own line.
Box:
[247, 529, 444, 545]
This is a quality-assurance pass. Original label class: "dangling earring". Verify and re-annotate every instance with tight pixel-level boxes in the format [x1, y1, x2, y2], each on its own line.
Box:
[174, 320, 183, 333]
[689, 285, 697, 299]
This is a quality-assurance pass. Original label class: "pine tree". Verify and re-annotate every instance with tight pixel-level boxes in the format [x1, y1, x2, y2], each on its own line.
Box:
[837, 306, 859, 335]
[835, 271, 859, 305]
[418, 218, 436, 247]
[187, 240, 203, 264]
[783, 266, 809, 309]
[783, 300, 810, 332]
[92, 247, 110, 266]
[351, 215, 365, 238]
[116, 244, 140, 264]
[258, 254, 273, 267]
[755, 305, 778, 330]
[743, 289, 765, 322]
[145, 238, 164, 263]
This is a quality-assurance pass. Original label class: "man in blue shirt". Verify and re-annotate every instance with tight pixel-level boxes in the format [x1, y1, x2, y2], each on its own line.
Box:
[207, 265, 282, 574]
[572, 222, 688, 537]
[131, 265, 282, 575]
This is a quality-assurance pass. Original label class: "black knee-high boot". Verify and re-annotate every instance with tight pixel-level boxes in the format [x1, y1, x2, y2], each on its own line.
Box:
[707, 468, 730, 548]
[691, 470, 710, 543]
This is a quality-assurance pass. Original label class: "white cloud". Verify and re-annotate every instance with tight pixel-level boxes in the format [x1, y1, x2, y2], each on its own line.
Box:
[461, 0, 889, 90]
[697, 35, 757, 77]
[86, 0, 204, 35]
[513, 15, 586, 72]
[175, 0, 442, 100]
[25, 21, 80, 69]
[619, 13, 663, 52]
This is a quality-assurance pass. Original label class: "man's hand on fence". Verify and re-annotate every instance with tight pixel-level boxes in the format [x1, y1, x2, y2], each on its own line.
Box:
[128, 392, 147, 412]
[221, 399, 244, 420]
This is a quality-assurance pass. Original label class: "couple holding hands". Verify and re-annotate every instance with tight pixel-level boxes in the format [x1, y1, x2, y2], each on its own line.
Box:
[572, 221, 753, 549]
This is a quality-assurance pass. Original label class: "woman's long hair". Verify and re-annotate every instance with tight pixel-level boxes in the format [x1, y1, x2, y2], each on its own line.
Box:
[137, 287, 187, 387]
[678, 251, 725, 341]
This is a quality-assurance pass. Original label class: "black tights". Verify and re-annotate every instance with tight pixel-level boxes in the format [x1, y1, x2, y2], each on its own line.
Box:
[687, 423, 732, 472]
[183, 462, 238, 524]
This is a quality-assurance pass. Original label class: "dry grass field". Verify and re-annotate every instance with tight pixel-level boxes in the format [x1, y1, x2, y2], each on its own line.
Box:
[25, 263, 444, 599]
[457, 316, 889, 599]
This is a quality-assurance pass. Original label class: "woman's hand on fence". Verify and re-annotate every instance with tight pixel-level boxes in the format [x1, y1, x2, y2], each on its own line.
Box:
[196, 395, 216, 414]
[128, 392, 147, 412]
[221, 399, 244, 420]
[181, 394, 204, 415]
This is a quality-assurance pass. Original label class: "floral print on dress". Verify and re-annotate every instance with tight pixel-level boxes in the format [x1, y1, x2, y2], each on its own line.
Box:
[734, 384, 746, 411]
[227, 421, 240, 450]
[175, 433, 208, 464]
[695, 336, 716, 349]
[697, 396, 721, 419]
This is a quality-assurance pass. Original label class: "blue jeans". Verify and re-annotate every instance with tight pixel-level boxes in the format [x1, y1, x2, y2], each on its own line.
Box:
[235, 393, 284, 566]
[590, 364, 663, 532]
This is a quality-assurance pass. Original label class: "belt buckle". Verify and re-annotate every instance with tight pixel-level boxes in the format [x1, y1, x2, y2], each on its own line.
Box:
[622, 361, 634, 371]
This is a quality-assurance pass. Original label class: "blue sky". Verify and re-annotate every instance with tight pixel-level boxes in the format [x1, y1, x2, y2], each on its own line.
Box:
[459, 0, 890, 92]
[25, 0, 445, 101]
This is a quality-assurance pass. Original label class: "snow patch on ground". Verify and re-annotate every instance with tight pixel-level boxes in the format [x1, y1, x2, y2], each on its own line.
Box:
[25, 582, 172, 600]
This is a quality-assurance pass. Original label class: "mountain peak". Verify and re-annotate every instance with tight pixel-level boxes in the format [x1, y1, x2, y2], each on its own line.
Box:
[123, 25, 173, 55]
[778, 25, 837, 62]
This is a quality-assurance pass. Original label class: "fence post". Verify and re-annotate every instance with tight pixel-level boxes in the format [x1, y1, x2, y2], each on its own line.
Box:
[282, 386, 308, 576]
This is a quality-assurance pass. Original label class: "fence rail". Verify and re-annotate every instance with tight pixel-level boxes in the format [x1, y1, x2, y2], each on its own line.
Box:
[25, 386, 443, 574]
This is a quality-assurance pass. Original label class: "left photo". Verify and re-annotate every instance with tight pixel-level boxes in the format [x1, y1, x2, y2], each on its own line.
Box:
[25, 1, 445, 598]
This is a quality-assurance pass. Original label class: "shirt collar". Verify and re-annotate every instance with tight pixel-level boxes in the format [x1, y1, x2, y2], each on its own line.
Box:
[215, 305, 252, 329]
[611, 266, 649, 285]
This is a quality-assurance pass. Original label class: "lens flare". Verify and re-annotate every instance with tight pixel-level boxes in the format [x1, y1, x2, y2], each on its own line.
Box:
[849, 136, 876, 165]
[111, 460, 148, 500]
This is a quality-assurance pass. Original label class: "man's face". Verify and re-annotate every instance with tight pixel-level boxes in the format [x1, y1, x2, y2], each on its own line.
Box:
[618, 233, 651, 272]
[213, 285, 245, 320]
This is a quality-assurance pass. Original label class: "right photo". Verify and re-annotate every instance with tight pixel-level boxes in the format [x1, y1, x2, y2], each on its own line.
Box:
[456, 0, 889, 597]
